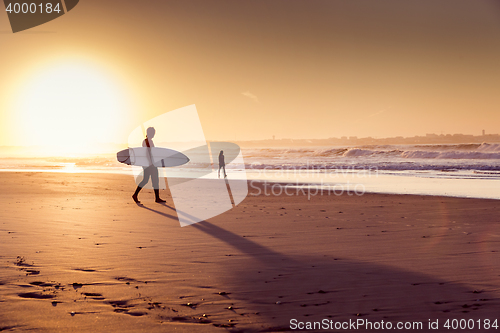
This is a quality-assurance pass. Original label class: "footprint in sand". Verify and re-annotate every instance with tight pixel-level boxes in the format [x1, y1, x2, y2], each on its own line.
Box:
[18, 292, 55, 299]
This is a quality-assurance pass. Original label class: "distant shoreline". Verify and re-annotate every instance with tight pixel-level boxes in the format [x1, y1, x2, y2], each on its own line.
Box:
[1, 137, 500, 154]
[235, 135, 500, 148]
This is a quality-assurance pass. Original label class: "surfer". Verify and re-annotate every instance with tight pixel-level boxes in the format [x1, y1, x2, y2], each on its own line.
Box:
[218, 150, 227, 178]
[132, 127, 166, 204]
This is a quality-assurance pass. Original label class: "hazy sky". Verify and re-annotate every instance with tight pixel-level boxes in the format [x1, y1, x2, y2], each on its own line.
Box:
[1, 0, 500, 146]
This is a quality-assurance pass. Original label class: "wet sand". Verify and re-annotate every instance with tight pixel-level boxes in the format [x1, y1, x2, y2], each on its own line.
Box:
[0, 172, 499, 332]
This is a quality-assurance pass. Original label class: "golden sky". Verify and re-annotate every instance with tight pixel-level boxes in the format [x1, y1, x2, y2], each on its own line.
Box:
[1, 0, 500, 148]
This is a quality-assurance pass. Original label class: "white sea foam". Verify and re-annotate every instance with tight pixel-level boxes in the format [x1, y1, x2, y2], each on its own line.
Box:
[241, 143, 500, 179]
[1, 143, 500, 178]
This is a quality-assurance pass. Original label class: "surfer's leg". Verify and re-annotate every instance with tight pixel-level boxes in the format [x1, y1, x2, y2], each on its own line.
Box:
[151, 167, 160, 189]
[223, 166, 227, 178]
[132, 186, 141, 203]
[133, 167, 151, 203]
[138, 167, 152, 188]
[152, 168, 165, 203]
[154, 189, 165, 203]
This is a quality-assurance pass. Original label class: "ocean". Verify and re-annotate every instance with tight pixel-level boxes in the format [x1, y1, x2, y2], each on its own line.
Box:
[1, 142, 499, 199]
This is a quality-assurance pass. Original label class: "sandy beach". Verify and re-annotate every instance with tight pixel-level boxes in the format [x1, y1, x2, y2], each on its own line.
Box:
[0, 172, 499, 332]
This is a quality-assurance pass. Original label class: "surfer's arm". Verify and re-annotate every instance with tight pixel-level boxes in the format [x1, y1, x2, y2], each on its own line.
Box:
[143, 139, 154, 166]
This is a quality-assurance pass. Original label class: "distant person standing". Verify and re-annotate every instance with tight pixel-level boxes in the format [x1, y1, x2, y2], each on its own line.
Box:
[132, 127, 166, 204]
[218, 150, 227, 178]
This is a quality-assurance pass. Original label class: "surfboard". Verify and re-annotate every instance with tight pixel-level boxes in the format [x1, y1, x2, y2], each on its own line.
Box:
[117, 147, 190, 168]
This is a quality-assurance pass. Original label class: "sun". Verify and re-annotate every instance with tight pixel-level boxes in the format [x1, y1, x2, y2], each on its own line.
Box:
[12, 61, 133, 155]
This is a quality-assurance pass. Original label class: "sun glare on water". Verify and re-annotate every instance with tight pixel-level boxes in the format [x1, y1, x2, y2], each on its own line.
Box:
[12, 61, 133, 156]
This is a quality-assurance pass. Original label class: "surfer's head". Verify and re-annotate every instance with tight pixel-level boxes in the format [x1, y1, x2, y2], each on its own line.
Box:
[146, 127, 156, 138]
[220, 150, 223, 155]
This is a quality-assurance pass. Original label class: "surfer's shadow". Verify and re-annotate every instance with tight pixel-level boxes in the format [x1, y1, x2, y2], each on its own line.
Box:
[137, 202, 207, 226]
[187, 222, 499, 330]
[137, 205, 177, 221]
